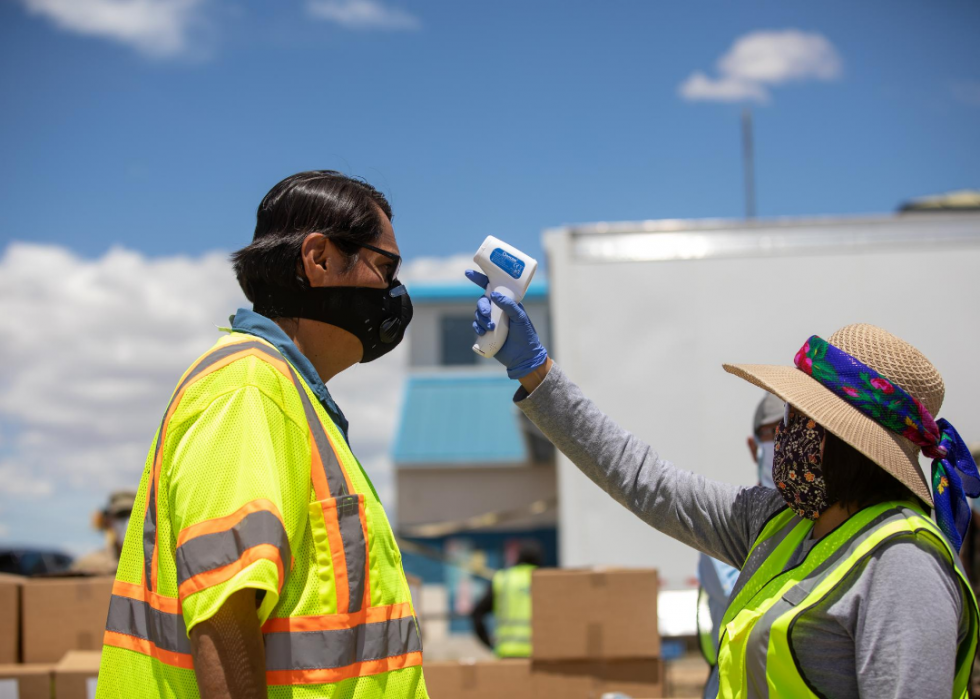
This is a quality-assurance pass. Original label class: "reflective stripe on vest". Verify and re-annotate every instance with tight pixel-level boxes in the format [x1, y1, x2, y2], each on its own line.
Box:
[111, 337, 421, 684]
[493, 564, 534, 658]
[104, 579, 422, 681]
[175, 503, 291, 598]
[715, 501, 980, 699]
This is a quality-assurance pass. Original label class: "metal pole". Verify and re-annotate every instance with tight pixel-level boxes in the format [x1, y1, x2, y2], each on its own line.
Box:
[742, 107, 756, 220]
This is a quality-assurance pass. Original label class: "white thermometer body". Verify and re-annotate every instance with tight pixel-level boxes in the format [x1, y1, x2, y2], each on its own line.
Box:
[472, 236, 538, 358]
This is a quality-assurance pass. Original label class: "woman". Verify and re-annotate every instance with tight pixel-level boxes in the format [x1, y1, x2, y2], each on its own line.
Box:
[467, 271, 980, 698]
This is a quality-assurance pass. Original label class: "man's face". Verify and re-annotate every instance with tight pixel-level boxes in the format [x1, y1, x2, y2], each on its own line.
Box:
[309, 209, 401, 290]
[294, 209, 403, 367]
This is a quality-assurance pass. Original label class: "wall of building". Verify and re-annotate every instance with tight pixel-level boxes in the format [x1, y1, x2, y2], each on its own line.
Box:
[397, 463, 557, 530]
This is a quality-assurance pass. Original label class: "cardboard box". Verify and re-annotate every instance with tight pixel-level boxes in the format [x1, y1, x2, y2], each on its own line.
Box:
[0, 574, 24, 664]
[424, 659, 532, 699]
[531, 568, 660, 661]
[0, 664, 54, 699]
[664, 655, 709, 698]
[54, 651, 101, 699]
[532, 659, 664, 699]
[22, 577, 113, 664]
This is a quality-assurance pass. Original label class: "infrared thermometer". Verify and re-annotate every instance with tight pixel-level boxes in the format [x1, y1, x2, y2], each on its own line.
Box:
[472, 236, 538, 358]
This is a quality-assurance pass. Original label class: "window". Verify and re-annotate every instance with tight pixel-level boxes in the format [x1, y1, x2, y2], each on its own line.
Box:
[441, 316, 478, 366]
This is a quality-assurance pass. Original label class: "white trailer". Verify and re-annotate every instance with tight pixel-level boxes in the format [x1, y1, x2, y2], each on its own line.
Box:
[542, 212, 980, 589]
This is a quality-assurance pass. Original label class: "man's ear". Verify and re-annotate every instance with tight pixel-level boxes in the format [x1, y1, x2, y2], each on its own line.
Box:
[747, 436, 758, 464]
[300, 233, 333, 288]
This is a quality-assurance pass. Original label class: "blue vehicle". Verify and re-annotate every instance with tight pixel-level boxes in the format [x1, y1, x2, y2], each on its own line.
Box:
[0, 547, 73, 576]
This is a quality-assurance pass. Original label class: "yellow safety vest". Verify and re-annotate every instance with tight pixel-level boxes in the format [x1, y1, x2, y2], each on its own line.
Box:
[96, 334, 427, 698]
[716, 501, 979, 698]
[492, 563, 535, 658]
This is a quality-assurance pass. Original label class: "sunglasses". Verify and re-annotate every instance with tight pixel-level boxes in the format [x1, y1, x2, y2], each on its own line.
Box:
[349, 241, 402, 286]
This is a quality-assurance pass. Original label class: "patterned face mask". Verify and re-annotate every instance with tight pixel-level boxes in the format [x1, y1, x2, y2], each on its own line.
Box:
[773, 410, 830, 520]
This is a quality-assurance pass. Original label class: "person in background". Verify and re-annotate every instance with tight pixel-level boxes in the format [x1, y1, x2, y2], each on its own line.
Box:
[71, 490, 136, 575]
[471, 540, 543, 657]
[696, 393, 781, 698]
[97, 172, 425, 699]
[468, 269, 980, 698]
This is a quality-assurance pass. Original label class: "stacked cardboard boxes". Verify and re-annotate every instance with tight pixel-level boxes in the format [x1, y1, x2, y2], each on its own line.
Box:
[0, 663, 55, 699]
[54, 651, 102, 699]
[0, 575, 113, 698]
[0, 574, 23, 665]
[22, 576, 114, 664]
[532, 568, 663, 698]
[424, 567, 663, 698]
[424, 658, 533, 699]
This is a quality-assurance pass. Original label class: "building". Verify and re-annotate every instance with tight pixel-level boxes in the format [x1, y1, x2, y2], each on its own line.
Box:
[393, 279, 557, 651]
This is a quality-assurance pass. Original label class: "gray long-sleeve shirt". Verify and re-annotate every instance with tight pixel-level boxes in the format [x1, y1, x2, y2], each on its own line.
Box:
[515, 363, 969, 699]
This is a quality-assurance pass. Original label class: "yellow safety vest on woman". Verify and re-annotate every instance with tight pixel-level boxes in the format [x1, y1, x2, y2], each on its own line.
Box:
[716, 500, 978, 698]
[492, 563, 535, 658]
[96, 334, 427, 698]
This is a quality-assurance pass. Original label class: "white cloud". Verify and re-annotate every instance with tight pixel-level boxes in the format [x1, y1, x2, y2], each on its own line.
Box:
[679, 72, 769, 104]
[18, 0, 206, 57]
[0, 242, 475, 549]
[307, 0, 420, 31]
[0, 463, 53, 497]
[0, 243, 247, 506]
[679, 30, 843, 104]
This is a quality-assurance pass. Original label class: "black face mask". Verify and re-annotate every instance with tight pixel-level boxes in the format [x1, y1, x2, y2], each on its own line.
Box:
[252, 279, 413, 363]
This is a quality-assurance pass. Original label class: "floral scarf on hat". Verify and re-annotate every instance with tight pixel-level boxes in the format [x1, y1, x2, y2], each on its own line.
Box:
[795, 335, 980, 550]
[773, 411, 830, 520]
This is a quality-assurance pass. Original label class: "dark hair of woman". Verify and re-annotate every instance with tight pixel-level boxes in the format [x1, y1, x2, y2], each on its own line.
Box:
[823, 431, 919, 511]
[231, 170, 393, 301]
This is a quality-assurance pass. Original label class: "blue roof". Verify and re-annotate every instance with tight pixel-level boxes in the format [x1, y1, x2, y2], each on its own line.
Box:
[393, 373, 527, 465]
[407, 279, 548, 303]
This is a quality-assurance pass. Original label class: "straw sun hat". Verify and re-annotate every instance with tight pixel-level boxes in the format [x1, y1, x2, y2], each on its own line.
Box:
[724, 323, 941, 507]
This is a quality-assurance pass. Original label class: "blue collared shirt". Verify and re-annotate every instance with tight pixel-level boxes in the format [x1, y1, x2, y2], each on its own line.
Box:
[230, 308, 350, 441]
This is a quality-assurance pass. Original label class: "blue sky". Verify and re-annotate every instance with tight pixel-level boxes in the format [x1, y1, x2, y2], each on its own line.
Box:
[1, 0, 978, 265]
[0, 0, 978, 555]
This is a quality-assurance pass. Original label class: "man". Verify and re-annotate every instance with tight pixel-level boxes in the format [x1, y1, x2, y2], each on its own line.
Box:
[71, 490, 135, 575]
[471, 540, 542, 657]
[696, 392, 781, 699]
[97, 172, 426, 698]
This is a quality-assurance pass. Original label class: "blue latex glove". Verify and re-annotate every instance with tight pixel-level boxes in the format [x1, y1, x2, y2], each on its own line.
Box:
[465, 269, 549, 380]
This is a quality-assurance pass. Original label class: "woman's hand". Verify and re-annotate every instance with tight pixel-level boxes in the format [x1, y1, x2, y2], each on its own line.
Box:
[465, 269, 551, 391]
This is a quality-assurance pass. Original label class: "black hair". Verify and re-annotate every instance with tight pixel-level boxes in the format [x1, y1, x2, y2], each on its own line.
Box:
[515, 540, 543, 567]
[823, 431, 919, 511]
[232, 171, 393, 302]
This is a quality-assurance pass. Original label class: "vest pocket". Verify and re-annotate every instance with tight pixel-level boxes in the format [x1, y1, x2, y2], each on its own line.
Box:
[308, 494, 368, 614]
[364, 499, 408, 608]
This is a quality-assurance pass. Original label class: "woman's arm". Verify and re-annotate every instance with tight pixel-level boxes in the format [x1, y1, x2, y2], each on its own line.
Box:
[516, 362, 784, 568]
[467, 275, 783, 567]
